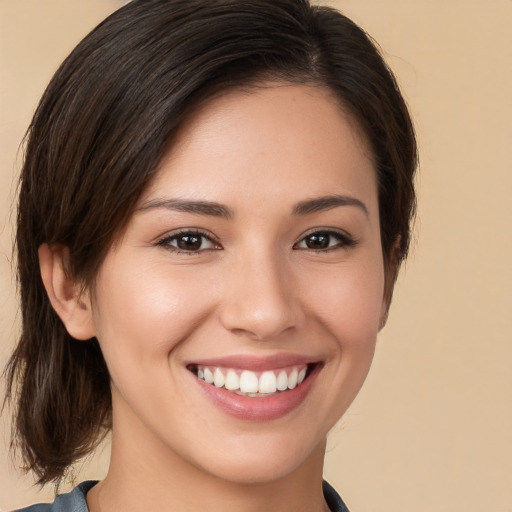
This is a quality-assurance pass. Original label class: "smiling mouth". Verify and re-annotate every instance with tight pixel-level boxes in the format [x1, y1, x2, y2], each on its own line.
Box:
[187, 364, 316, 397]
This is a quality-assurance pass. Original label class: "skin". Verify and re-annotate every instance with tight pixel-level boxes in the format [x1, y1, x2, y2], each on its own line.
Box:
[41, 83, 390, 512]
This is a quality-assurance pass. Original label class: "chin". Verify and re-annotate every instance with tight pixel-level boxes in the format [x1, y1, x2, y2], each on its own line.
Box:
[189, 432, 326, 485]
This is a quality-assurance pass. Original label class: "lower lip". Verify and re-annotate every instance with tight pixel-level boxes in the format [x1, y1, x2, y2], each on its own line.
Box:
[192, 366, 320, 421]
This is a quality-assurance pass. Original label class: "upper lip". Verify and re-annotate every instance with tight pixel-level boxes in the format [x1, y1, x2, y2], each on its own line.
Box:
[185, 353, 320, 372]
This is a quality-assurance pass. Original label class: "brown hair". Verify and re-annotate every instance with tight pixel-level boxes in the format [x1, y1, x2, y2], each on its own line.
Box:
[4, 0, 417, 486]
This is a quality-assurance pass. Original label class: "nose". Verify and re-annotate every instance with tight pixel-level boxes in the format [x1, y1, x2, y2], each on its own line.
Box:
[218, 252, 304, 341]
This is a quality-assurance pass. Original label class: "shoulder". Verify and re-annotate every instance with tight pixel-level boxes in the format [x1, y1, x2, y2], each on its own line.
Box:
[323, 480, 350, 512]
[12, 481, 98, 512]
[14, 480, 344, 512]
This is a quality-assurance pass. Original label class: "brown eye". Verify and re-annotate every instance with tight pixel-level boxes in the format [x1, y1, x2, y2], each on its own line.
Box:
[158, 231, 220, 252]
[304, 233, 330, 249]
[294, 230, 356, 251]
[176, 234, 202, 251]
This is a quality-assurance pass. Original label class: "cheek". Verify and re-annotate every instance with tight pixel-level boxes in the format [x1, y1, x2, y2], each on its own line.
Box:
[305, 260, 385, 342]
[91, 258, 217, 373]
[293, 257, 385, 427]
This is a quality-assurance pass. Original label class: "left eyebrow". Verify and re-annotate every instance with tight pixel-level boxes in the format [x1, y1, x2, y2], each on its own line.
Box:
[137, 198, 234, 218]
[292, 194, 369, 217]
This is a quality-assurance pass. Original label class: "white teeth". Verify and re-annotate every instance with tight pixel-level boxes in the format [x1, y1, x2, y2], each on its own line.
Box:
[203, 368, 214, 384]
[194, 364, 310, 395]
[213, 368, 225, 388]
[239, 370, 259, 393]
[288, 368, 298, 389]
[276, 370, 288, 391]
[224, 370, 240, 391]
[259, 371, 277, 394]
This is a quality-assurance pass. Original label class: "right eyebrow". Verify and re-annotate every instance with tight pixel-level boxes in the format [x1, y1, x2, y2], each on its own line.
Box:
[292, 194, 369, 218]
[137, 198, 234, 219]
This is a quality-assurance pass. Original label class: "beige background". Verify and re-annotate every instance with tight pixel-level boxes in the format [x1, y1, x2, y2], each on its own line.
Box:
[1, 1, 511, 511]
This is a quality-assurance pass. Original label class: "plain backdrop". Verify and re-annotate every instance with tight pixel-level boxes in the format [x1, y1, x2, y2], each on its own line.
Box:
[1, 1, 511, 511]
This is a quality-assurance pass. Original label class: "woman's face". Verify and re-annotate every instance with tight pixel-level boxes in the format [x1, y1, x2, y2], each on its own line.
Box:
[88, 84, 387, 484]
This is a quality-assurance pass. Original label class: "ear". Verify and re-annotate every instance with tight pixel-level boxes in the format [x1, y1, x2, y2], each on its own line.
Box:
[38, 243, 96, 340]
[379, 237, 401, 331]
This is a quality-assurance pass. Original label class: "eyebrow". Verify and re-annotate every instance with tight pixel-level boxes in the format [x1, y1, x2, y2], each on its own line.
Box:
[137, 194, 368, 219]
[292, 194, 369, 217]
[137, 198, 234, 218]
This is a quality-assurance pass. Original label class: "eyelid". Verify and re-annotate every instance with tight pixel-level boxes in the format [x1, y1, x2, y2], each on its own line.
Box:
[293, 227, 358, 250]
[156, 228, 222, 252]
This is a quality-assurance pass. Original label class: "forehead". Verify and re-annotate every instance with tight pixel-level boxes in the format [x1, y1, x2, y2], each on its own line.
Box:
[141, 83, 377, 213]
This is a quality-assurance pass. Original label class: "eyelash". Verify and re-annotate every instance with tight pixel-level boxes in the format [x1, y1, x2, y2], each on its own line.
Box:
[156, 229, 357, 254]
[293, 229, 357, 252]
[156, 229, 221, 254]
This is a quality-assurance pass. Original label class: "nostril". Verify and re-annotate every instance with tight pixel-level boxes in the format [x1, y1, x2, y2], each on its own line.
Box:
[220, 310, 301, 342]
[217, 273, 304, 340]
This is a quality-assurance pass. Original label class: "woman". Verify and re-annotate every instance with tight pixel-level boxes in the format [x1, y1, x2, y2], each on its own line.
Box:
[5, 0, 417, 511]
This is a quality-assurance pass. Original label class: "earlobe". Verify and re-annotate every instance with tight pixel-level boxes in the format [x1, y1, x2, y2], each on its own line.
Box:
[38, 243, 96, 340]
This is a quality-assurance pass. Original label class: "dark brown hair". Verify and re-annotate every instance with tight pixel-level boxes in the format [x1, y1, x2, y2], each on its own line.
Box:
[4, 0, 417, 486]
